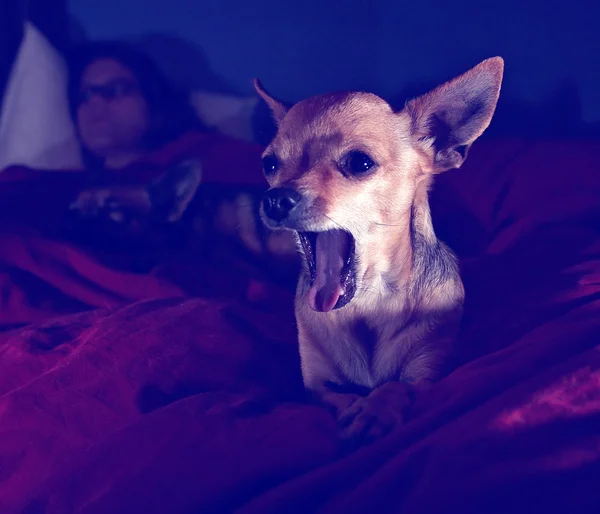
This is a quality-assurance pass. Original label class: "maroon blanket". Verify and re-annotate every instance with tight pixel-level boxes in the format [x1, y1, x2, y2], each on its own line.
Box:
[0, 138, 599, 513]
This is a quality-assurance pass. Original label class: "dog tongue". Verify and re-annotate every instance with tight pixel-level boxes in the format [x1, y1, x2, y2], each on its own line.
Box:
[308, 230, 349, 312]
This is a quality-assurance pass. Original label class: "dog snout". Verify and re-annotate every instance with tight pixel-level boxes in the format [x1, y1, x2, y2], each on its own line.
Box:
[262, 188, 302, 223]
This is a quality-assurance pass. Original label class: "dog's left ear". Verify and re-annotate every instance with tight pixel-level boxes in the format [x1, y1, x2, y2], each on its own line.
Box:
[253, 78, 288, 125]
[404, 57, 504, 173]
[147, 160, 203, 222]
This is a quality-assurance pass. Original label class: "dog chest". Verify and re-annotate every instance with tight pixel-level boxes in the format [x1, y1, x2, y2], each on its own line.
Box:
[310, 311, 413, 389]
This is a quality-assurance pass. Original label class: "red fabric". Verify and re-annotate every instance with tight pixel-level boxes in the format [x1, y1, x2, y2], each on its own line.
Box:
[0, 131, 267, 324]
[0, 138, 599, 513]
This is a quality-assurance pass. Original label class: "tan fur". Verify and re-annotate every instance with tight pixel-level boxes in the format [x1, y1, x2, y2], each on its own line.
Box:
[255, 57, 504, 444]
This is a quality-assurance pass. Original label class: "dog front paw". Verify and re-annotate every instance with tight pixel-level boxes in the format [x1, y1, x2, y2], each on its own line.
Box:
[320, 390, 362, 418]
[337, 381, 414, 447]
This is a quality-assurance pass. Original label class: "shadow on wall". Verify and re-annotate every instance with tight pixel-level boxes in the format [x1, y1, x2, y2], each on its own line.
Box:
[131, 32, 234, 95]
[131, 32, 286, 144]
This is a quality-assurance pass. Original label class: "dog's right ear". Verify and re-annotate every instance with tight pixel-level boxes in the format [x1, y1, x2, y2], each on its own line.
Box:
[404, 57, 504, 173]
[147, 160, 203, 223]
[253, 78, 288, 125]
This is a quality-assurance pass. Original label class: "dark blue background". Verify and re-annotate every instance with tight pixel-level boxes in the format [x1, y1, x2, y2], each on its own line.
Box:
[68, 0, 600, 137]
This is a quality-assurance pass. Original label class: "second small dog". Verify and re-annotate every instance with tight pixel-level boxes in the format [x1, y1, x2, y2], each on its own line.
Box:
[66, 160, 298, 273]
[255, 57, 504, 445]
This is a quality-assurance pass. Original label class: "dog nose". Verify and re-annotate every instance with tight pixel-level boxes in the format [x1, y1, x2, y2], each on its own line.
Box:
[262, 188, 301, 222]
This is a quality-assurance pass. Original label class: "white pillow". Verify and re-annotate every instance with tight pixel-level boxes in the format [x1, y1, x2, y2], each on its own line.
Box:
[0, 22, 82, 171]
[190, 90, 258, 143]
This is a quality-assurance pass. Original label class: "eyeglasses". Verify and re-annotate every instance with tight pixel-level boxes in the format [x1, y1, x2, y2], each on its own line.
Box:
[78, 78, 140, 105]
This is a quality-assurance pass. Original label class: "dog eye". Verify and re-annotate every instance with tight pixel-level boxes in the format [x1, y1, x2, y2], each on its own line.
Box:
[262, 154, 280, 176]
[343, 151, 375, 175]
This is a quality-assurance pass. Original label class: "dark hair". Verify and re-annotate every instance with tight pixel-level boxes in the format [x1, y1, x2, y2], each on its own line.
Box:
[67, 40, 207, 173]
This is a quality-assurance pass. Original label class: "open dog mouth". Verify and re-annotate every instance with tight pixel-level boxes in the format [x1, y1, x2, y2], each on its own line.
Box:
[297, 230, 357, 313]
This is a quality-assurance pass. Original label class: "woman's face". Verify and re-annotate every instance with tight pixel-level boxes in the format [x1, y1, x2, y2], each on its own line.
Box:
[76, 58, 151, 164]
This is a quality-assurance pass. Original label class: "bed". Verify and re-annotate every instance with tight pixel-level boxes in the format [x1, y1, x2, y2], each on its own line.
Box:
[1, 8, 599, 514]
[0, 137, 597, 513]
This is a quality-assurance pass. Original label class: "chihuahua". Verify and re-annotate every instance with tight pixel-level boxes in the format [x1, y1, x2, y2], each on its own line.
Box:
[254, 57, 504, 445]
[66, 160, 298, 273]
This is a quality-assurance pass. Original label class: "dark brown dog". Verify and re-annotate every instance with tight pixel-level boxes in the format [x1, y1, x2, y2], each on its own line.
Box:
[66, 160, 298, 272]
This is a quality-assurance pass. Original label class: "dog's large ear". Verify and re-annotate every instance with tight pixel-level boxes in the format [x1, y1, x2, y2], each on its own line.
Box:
[147, 160, 203, 222]
[404, 57, 504, 173]
[253, 78, 288, 125]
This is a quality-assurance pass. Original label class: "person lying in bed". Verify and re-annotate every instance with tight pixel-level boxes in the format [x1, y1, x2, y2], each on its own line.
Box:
[62, 40, 297, 275]
[0, 40, 297, 282]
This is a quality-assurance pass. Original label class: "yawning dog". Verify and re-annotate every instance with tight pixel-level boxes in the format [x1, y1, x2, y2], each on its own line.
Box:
[254, 57, 504, 445]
